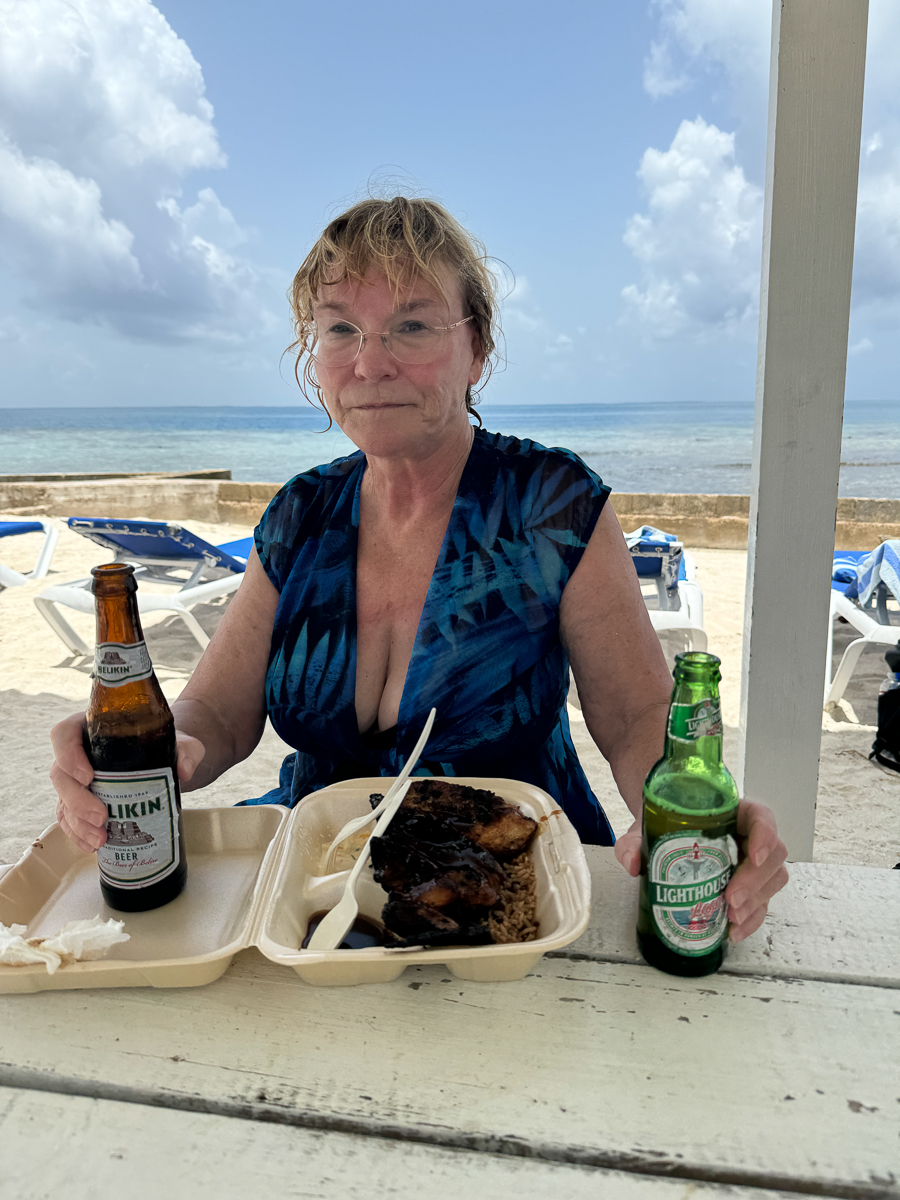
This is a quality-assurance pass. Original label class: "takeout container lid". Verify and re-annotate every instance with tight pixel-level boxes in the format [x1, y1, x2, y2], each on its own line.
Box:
[0, 778, 591, 992]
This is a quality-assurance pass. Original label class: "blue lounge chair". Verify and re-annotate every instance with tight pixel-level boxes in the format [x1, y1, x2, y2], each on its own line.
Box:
[0, 520, 59, 590]
[826, 544, 900, 710]
[626, 526, 707, 653]
[34, 518, 253, 655]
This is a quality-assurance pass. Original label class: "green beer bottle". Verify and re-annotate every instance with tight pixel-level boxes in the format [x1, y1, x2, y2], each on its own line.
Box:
[637, 651, 739, 976]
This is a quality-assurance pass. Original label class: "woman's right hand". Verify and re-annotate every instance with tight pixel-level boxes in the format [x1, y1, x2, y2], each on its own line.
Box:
[49, 713, 206, 854]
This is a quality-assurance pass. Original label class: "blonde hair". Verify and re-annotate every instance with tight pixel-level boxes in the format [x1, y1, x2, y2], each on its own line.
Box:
[288, 196, 500, 424]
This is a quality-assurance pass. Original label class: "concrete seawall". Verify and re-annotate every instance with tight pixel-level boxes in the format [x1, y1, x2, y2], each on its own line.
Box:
[612, 493, 900, 550]
[1, 474, 898, 549]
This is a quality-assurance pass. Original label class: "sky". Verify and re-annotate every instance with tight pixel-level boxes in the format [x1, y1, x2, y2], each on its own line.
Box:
[0, 0, 898, 411]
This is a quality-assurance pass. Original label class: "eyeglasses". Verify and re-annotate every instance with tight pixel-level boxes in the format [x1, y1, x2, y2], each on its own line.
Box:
[310, 315, 474, 368]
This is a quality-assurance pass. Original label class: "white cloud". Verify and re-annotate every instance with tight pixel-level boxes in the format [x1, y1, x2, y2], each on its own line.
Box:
[500, 273, 543, 335]
[853, 162, 900, 313]
[496, 274, 588, 382]
[621, 117, 763, 340]
[0, 132, 142, 303]
[849, 337, 874, 355]
[644, 0, 770, 100]
[0, 0, 274, 343]
[849, 3, 900, 319]
[643, 40, 690, 99]
[644, 0, 900, 323]
[0, 0, 225, 175]
[159, 188, 248, 251]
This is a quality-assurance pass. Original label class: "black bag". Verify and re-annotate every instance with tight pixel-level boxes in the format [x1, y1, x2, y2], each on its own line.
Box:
[870, 644, 900, 773]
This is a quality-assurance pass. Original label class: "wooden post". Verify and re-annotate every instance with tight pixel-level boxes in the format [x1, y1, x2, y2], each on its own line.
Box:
[737, 0, 868, 860]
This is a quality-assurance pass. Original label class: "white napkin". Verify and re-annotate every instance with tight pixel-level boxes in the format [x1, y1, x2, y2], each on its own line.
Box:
[0, 917, 130, 974]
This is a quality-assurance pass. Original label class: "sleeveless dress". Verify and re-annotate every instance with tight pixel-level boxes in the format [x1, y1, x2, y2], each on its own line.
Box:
[244, 426, 615, 844]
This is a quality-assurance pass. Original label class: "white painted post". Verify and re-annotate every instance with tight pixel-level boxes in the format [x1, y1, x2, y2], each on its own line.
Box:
[737, 0, 868, 861]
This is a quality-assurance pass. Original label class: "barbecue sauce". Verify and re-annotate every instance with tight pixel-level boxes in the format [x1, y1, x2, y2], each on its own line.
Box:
[301, 912, 384, 950]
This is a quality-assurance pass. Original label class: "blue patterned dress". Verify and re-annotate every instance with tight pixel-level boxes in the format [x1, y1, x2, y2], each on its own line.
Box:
[245, 427, 615, 844]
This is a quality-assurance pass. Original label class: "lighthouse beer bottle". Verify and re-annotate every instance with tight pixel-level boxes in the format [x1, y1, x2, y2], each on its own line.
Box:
[637, 651, 739, 976]
[85, 563, 187, 912]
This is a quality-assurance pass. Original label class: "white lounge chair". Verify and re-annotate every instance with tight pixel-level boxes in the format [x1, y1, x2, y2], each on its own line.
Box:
[35, 518, 253, 655]
[626, 526, 707, 653]
[825, 545, 900, 710]
[0, 520, 59, 590]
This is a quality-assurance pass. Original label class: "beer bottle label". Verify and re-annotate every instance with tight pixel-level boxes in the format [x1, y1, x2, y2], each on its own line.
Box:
[91, 768, 181, 890]
[93, 641, 153, 687]
[647, 832, 737, 956]
[668, 698, 722, 743]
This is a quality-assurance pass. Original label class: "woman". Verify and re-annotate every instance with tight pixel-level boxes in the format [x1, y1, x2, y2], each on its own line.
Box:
[51, 197, 787, 943]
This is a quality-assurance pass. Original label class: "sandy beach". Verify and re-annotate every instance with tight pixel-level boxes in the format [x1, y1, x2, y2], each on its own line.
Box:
[1, 516, 897, 871]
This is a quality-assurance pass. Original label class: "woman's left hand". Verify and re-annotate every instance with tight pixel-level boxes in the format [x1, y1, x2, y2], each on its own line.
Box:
[614, 799, 789, 945]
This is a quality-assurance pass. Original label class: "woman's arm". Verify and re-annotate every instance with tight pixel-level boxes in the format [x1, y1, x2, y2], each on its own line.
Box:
[559, 502, 788, 944]
[171, 549, 279, 789]
[50, 549, 279, 852]
[559, 501, 673, 820]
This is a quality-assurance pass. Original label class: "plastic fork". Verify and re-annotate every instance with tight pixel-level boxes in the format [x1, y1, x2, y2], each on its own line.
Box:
[322, 707, 436, 873]
[304, 778, 414, 952]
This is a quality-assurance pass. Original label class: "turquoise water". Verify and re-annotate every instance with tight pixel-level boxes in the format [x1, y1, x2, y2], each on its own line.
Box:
[1, 400, 897, 496]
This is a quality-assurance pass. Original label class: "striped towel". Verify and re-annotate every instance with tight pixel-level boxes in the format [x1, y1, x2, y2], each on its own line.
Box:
[856, 540, 900, 606]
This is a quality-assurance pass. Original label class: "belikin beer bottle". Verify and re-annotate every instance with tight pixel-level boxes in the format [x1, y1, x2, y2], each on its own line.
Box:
[85, 563, 187, 912]
[637, 651, 738, 976]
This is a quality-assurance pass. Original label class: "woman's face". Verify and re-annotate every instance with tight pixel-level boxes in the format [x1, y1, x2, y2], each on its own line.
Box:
[311, 267, 484, 460]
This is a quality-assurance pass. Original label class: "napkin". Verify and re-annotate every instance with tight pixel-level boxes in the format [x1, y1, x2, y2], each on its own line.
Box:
[0, 916, 130, 973]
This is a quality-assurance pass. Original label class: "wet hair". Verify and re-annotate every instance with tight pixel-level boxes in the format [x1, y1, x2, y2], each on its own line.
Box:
[288, 196, 500, 423]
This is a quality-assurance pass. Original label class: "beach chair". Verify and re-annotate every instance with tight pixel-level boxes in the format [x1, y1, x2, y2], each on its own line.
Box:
[0, 520, 59, 590]
[625, 526, 707, 652]
[825, 543, 900, 710]
[34, 518, 254, 655]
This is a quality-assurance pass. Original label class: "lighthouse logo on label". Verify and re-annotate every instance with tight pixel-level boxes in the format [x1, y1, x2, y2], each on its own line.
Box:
[647, 832, 737, 955]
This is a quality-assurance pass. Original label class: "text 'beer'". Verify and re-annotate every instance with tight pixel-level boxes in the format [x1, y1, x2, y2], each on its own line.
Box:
[86, 563, 187, 912]
[637, 652, 738, 977]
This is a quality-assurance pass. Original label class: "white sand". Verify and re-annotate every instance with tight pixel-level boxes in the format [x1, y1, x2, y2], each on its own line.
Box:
[1, 518, 897, 870]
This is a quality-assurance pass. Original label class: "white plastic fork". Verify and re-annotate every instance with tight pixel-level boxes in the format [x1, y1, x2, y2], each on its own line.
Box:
[304, 779, 414, 952]
[322, 707, 436, 873]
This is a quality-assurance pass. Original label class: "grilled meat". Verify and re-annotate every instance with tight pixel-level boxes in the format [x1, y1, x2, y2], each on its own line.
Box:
[368, 781, 537, 946]
[380, 898, 467, 944]
[369, 811, 504, 891]
[374, 779, 538, 859]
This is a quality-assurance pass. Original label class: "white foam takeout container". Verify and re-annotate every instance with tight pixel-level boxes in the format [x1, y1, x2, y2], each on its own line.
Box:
[0, 777, 591, 992]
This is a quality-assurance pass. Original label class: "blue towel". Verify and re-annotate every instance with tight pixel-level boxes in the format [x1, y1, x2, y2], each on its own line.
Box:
[832, 550, 868, 598]
[624, 525, 678, 550]
[857, 540, 900, 606]
[625, 525, 684, 588]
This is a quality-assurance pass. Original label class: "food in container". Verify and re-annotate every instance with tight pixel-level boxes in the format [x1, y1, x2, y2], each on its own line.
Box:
[258, 777, 590, 985]
[0, 778, 590, 991]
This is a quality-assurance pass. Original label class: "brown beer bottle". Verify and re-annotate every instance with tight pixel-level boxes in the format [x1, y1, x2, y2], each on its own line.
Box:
[85, 563, 187, 912]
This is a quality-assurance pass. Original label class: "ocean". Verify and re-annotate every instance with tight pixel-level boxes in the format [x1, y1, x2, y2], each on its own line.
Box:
[1, 400, 897, 497]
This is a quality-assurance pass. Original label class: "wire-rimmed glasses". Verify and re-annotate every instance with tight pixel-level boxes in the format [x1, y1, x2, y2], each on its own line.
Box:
[310, 315, 474, 368]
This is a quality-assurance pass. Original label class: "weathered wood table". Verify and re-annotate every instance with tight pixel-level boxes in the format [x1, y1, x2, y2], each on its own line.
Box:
[1, 851, 897, 1200]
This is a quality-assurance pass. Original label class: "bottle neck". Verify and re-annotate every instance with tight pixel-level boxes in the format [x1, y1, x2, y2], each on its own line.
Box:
[88, 568, 167, 715]
[663, 675, 724, 766]
[93, 576, 145, 646]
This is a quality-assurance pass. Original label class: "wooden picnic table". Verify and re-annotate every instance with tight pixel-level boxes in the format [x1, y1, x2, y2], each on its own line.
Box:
[1, 849, 897, 1199]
